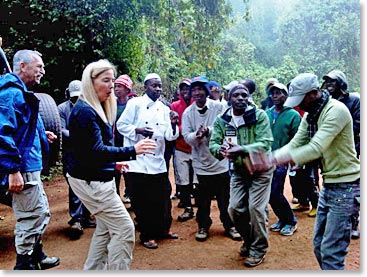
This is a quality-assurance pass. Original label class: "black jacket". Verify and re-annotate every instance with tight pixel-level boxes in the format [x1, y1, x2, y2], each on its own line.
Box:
[338, 92, 360, 157]
[68, 99, 136, 181]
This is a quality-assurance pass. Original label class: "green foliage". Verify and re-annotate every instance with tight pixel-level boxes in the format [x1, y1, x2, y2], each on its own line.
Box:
[276, 0, 360, 91]
[41, 160, 63, 181]
[0, 0, 360, 106]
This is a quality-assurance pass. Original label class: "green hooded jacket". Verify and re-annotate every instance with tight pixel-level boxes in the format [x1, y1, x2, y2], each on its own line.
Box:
[265, 106, 301, 151]
[209, 105, 273, 174]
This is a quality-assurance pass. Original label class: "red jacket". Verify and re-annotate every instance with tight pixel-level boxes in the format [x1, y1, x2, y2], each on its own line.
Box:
[170, 95, 194, 153]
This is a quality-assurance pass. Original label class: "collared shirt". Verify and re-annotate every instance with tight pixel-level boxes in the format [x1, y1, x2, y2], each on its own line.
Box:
[117, 94, 179, 174]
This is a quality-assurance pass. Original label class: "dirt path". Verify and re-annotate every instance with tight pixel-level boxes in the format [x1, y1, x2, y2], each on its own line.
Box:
[0, 171, 360, 270]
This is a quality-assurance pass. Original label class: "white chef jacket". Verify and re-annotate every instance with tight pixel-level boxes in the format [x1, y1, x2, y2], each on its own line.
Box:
[116, 94, 179, 174]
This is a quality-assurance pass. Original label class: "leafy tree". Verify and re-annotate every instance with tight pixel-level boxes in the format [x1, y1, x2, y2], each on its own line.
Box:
[0, 0, 359, 105]
[276, 0, 360, 91]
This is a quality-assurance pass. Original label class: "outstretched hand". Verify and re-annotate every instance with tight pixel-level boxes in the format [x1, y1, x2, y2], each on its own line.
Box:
[134, 137, 157, 155]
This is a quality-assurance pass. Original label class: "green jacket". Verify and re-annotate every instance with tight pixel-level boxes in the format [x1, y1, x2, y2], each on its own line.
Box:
[274, 99, 360, 183]
[265, 106, 301, 151]
[209, 105, 273, 174]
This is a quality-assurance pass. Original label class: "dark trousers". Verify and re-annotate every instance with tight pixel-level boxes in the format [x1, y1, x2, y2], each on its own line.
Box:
[114, 170, 132, 198]
[289, 162, 319, 207]
[269, 166, 296, 225]
[196, 172, 233, 231]
[129, 172, 172, 242]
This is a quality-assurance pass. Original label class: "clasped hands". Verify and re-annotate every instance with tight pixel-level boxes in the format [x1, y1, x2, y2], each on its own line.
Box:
[196, 124, 209, 139]
[219, 141, 287, 175]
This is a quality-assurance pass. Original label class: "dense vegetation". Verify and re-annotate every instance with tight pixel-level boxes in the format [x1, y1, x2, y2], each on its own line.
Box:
[0, 0, 360, 105]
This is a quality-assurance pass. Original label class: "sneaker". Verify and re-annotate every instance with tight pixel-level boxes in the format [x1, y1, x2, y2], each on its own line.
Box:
[292, 204, 310, 211]
[39, 256, 61, 270]
[269, 221, 283, 232]
[308, 208, 317, 217]
[177, 207, 194, 222]
[351, 229, 360, 239]
[70, 221, 83, 234]
[280, 224, 297, 236]
[162, 231, 179, 239]
[170, 192, 180, 200]
[239, 243, 249, 257]
[142, 240, 158, 249]
[122, 197, 131, 204]
[195, 228, 209, 242]
[244, 255, 265, 267]
[225, 227, 242, 241]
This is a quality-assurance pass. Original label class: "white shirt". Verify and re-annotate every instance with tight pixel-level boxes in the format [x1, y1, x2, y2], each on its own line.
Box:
[117, 94, 179, 174]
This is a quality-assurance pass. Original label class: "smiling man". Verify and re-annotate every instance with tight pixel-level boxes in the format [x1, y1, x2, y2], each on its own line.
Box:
[322, 70, 360, 239]
[265, 83, 301, 236]
[182, 76, 241, 243]
[0, 50, 60, 270]
[209, 83, 273, 267]
[254, 73, 360, 270]
[117, 73, 179, 250]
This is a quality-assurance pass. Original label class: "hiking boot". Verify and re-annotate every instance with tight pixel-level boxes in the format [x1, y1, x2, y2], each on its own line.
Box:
[14, 254, 39, 270]
[292, 204, 310, 211]
[269, 221, 283, 232]
[308, 208, 317, 217]
[244, 255, 265, 267]
[177, 207, 194, 222]
[195, 228, 208, 242]
[280, 224, 297, 236]
[225, 227, 242, 241]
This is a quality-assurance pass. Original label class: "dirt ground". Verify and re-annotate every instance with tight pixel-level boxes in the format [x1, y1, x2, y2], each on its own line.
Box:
[0, 168, 360, 271]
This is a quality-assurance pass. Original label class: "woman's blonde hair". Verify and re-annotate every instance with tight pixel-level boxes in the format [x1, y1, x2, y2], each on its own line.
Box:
[80, 59, 117, 124]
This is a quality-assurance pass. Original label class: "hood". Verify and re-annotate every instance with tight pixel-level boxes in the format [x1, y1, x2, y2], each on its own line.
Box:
[0, 72, 27, 92]
[268, 105, 293, 114]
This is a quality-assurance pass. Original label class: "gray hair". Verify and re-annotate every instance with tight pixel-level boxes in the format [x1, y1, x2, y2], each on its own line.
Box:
[13, 50, 42, 73]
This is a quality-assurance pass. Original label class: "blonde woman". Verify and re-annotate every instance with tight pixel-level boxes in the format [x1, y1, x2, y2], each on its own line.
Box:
[67, 59, 156, 270]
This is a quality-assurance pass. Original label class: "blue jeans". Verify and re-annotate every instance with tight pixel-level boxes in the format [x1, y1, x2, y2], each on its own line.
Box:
[313, 181, 360, 270]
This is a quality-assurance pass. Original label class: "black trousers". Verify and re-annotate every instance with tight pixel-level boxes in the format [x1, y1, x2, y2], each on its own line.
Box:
[196, 172, 233, 231]
[289, 162, 319, 207]
[129, 172, 172, 242]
